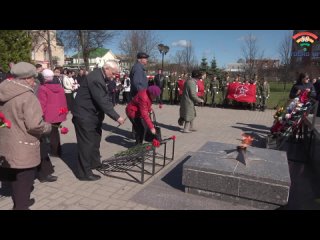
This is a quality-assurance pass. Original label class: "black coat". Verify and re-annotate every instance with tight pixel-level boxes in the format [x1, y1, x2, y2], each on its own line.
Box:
[154, 74, 164, 89]
[289, 82, 316, 99]
[72, 68, 120, 123]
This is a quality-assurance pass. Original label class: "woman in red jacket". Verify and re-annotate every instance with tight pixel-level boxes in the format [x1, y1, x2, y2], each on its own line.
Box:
[126, 85, 161, 145]
[197, 78, 205, 99]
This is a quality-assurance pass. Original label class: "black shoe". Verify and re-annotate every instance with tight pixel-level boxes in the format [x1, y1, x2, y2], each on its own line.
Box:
[28, 198, 35, 207]
[78, 174, 101, 181]
[178, 117, 184, 126]
[39, 174, 58, 183]
[91, 164, 102, 170]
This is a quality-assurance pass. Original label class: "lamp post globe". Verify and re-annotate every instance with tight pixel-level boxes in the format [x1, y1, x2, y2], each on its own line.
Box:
[158, 43, 169, 72]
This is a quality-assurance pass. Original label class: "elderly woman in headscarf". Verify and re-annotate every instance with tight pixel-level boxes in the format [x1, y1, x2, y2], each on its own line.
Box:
[126, 85, 161, 145]
[0, 62, 52, 210]
[37, 69, 68, 183]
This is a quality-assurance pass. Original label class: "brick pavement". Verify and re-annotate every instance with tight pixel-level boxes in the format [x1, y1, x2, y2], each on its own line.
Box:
[0, 104, 274, 210]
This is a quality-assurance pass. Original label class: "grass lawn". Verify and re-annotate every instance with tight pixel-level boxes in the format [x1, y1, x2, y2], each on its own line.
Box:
[268, 81, 292, 109]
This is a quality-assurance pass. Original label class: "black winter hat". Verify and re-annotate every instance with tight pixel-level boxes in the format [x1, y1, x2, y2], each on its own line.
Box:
[137, 52, 149, 59]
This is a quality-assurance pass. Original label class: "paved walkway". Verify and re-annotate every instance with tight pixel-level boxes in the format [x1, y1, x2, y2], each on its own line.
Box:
[0, 104, 292, 210]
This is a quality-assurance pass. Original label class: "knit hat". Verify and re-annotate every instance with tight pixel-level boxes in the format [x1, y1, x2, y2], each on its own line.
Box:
[147, 85, 161, 97]
[42, 69, 54, 81]
[10, 62, 38, 79]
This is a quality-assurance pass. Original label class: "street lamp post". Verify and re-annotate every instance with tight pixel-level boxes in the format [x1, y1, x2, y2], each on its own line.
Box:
[158, 44, 170, 71]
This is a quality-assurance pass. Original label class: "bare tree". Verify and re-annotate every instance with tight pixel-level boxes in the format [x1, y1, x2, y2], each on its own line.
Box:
[28, 30, 57, 69]
[241, 33, 263, 80]
[172, 40, 197, 73]
[183, 41, 197, 72]
[58, 30, 117, 71]
[173, 50, 184, 73]
[118, 30, 159, 68]
[278, 31, 293, 90]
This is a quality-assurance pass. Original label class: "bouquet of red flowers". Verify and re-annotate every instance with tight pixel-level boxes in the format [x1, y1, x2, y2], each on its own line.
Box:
[52, 124, 69, 134]
[53, 107, 69, 134]
[0, 111, 11, 128]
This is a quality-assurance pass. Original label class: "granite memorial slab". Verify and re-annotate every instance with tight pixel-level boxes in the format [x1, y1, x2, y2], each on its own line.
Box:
[182, 141, 291, 209]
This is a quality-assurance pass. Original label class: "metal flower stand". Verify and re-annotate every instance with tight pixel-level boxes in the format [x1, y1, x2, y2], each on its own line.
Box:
[97, 137, 175, 184]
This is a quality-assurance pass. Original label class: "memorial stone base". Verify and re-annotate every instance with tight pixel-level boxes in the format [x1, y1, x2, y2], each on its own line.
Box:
[182, 142, 291, 209]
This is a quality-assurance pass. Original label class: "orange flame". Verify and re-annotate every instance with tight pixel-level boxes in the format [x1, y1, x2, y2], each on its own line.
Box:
[241, 134, 254, 147]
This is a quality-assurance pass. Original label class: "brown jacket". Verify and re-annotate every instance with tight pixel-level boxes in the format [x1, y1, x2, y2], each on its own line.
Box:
[0, 79, 51, 169]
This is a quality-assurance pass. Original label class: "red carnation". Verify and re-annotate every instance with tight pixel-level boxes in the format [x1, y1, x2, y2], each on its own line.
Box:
[171, 135, 176, 141]
[3, 119, 11, 128]
[299, 90, 309, 104]
[59, 107, 69, 115]
[152, 138, 160, 148]
[0, 112, 5, 121]
[0, 111, 11, 129]
[146, 145, 151, 151]
[271, 121, 283, 133]
[60, 127, 69, 134]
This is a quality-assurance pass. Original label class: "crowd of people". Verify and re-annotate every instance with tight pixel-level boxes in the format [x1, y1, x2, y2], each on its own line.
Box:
[1, 53, 320, 210]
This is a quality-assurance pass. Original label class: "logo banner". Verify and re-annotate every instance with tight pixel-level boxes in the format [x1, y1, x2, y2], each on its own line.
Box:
[227, 82, 256, 103]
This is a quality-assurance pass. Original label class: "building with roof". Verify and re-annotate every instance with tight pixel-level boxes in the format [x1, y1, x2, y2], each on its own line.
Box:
[225, 63, 246, 73]
[71, 48, 119, 71]
[30, 30, 64, 68]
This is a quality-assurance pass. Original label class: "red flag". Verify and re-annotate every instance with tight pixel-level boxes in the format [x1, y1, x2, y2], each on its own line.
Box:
[227, 82, 256, 103]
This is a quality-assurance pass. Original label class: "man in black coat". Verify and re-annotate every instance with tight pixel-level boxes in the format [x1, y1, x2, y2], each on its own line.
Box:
[154, 69, 164, 104]
[72, 60, 125, 181]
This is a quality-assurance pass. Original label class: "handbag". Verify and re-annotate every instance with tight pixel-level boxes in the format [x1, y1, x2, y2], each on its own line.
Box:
[144, 111, 162, 142]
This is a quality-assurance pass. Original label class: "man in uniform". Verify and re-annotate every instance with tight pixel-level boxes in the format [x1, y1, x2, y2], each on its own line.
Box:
[257, 77, 270, 111]
[210, 75, 219, 107]
[220, 73, 229, 107]
[169, 71, 178, 105]
[154, 68, 165, 104]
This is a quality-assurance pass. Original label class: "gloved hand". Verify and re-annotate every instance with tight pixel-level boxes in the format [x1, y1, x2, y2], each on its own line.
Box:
[267, 95, 269, 99]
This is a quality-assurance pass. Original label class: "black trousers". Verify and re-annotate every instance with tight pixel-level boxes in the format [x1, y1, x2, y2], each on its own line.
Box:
[38, 136, 54, 179]
[129, 117, 147, 144]
[72, 117, 102, 178]
[123, 91, 131, 104]
[50, 122, 62, 156]
[37, 156, 54, 180]
[0, 167, 36, 210]
[65, 93, 74, 113]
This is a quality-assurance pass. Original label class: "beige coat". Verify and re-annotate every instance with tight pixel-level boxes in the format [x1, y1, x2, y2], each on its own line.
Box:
[0, 79, 51, 169]
[179, 78, 203, 122]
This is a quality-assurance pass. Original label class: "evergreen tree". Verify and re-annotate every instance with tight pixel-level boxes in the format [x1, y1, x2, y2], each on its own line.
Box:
[209, 57, 222, 79]
[0, 30, 32, 72]
[200, 57, 208, 73]
[210, 57, 217, 70]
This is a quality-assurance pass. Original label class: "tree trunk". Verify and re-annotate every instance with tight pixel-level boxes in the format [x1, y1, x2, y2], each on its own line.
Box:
[83, 50, 90, 72]
[47, 31, 53, 69]
[79, 30, 90, 71]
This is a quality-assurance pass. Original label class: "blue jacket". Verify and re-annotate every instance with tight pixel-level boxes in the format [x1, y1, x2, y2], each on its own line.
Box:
[129, 61, 148, 97]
